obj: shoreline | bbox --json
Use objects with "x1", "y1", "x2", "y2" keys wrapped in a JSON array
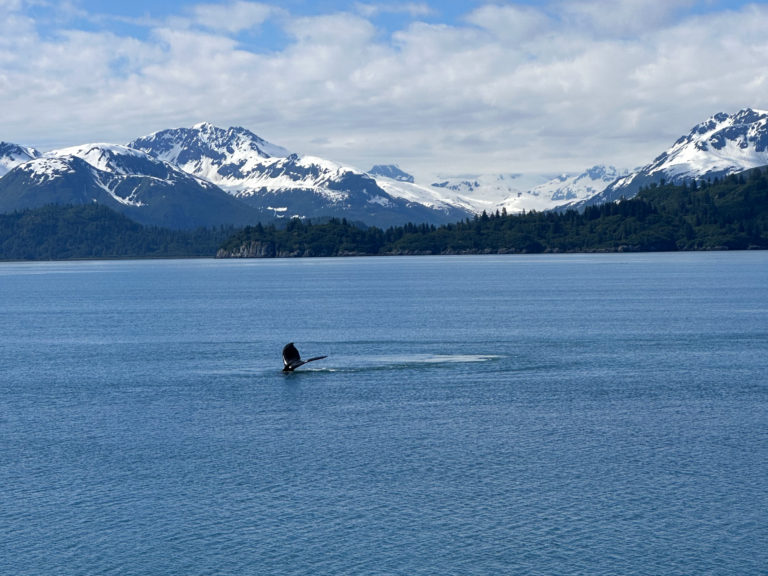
[{"x1": 1, "y1": 245, "x2": 766, "y2": 264}]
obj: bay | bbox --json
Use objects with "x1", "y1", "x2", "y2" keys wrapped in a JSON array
[{"x1": 1, "y1": 253, "x2": 767, "y2": 575}]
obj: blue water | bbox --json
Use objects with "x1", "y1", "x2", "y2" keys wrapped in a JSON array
[{"x1": 1, "y1": 253, "x2": 767, "y2": 575}]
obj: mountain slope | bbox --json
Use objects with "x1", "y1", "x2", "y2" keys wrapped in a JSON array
[
  {"x1": 379, "y1": 168, "x2": 623, "y2": 215},
  {"x1": 130, "y1": 124, "x2": 471, "y2": 226},
  {"x1": 129, "y1": 122, "x2": 290, "y2": 184},
  {"x1": 368, "y1": 165, "x2": 415, "y2": 183},
  {"x1": 581, "y1": 108, "x2": 768, "y2": 208},
  {"x1": 0, "y1": 145, "x2": 262, "y2": 229},
  {"x1": 219, "y1": 166, "x2": 768, "y2": 257},
  {"x1": 0, "y1": 203, "x2": 236, "y2": 260},
  {"x1": 527, "y1": 166, "x2": 628, "y2": 204},
  {"x1": 0, "y1": 142, "x2": 41, "y2": 178}
]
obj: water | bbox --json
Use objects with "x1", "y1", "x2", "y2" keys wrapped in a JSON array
[{"x1": 1, "y1": 253, "x2": 766, "y2": 575}]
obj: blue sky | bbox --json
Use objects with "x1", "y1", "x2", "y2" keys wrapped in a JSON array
[
  {"x1": 73, "y1": 0, "x2": 758, "y2": 19},
  {"x1": 38, "y1": 1, "x2": 761, "y2": 43},
  {"x1": 2, "y1": 0, "x2": 768, "y2": 176}
]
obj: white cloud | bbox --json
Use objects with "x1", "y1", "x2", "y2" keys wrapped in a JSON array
[
  {"x1": 0, "y1": 2, "x2": 767, "y2": 179},
  {"x1": 555, "y1": 0, "x2": 698, "y2": 36},
  {"x1": 191, "y1": 1, "x2": 279, "y2": 34},
  {"x1": 465, "y1": 5, "x2": 551, "y2": 44},
  {"x1": 354, "y1": 2, "x2": 434, "y2": 18},
  {"x1": 0, "y1": 0, "x2": 23, "y2": 10}
]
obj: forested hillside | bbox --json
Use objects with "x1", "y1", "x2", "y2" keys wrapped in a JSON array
[
  {"x1": 2, "y1": 169, "x2": 765, "y2": 261},
  {"x1": 0, "y1": 204, "x2": 236, "y2": 260},
  {"x1": 218, "y1": 169, "x2": 768, "y2": 257}
]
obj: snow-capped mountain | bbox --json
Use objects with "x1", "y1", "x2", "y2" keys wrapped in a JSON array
[
  {"x1": 0, "y1": 143, "x2": 262, "y2": 228},
  {"x1": 528, "y1": 166, "x2": 628, "y2": 202},
  {"x1": 130, "y1": 124, "x2": 471, "y2": 227},
  {"x1": 130, "y1": 123, "x2": 363, "y2": 198},
  {"x1": 378, "y1": 168, "x2": 624, "y2": 215},
  {"x1": 1, "y1": 124, "x2": 627, "y2": 227},
  {"x1": 582, "y1": 108, "x2": 768, "y2": 208},
  {"x1": 371, "y1": 177, "x2": 477, "y2": 213},
  {"x1": 428, "y1": 173, "x2": 551, "y2": 213},
  {"x1": 46, "y1": 143, "x2": 206, "y2": 183},
  {"x1": 368, "y1": 165, "x2": 415, "y2": 183},
  {"x1": 129, "y1": 122, "x2": 290, "y2": 184},
  {"x1": 0, "y1": 142, "x2": 41, "y2": 178}
]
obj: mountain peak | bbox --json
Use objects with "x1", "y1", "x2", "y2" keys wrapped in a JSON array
[
  {"x1": 129, "y1": 124, "x2": 291, "y2": 178},
  {"x1": 731, "y1": 108, "x2": 768, "y2": 125},
  {"x1": 368, "y1": 164, "x2": 415, "y2": 183},
  {"x1": 42, "y1": 142, "x2": 191, "y2": 183},
  {"x1": 583, "y1": 165, "x2": 625, "y2": 181},
  {"x1": 577, "y1": 107, "x2": 768, "y2": 209},
  {"x1": 526, "y1": 165, "x2": 626, "y2": 204},
  {"x1": 0, "y1": 142, "x2": 42, "y2": 177}
]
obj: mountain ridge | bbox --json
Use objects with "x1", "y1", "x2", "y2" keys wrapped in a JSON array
[
  {"x1": 572, "y1": 108, "x2": 768, "y2": 210},
  {"x1": 0, "y1": 146, "x2": 264, "y2": 228},
  {"x1": 0, "y1": 142, "x2": 42, "y2": 178},
  {"x1": 4, "y1": 108, "x2": 768, "y2": 227},
  {"x1": 129, "y1": 124, "x2": 472, "y2": 227}
]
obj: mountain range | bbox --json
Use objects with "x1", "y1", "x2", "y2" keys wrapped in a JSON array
[
  {"x1": 128, "y1": 123, "x2": 470, "y2": 227},
  {"x1": 0, "y1": 143, "x2": 40, "y2": 178},
  {"x1": 0, "y1": 144, "x2": 261, "y2": 229},
  {"x1": 572, "y1": 108, "x2": 768, "y2": 209},
  {"x1": 1, "y1": 108, "x2": 767, "y2": 228}
]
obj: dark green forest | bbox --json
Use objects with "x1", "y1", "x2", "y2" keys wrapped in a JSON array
[
  {"x1": 0, "y1": 203, "x2": 236, "y2": 260},
  {"x1": 2, "y1": 169, "x2": 767, "y2": 261},
  {"x1": 218, "y1": 169, "x2": 768, "y2": 257}
]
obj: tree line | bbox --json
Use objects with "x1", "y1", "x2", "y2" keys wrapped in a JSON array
[
  {"x1": 0, "y1": 203, "x2": 237, "y2": 260},
  {"x1": 218, "y1": 169, "x2": 768, "y2": 257},
  {"x1": 2, "y1": 169, "x2": 766, "y2": 261}
]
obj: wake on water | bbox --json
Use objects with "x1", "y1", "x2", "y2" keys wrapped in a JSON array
[
  {"x1": 198, "y1": 354, "x2": 502, "y2": 378},
  {"x1": 290, "y1": 354, "x2": 501, "y2": 374}
]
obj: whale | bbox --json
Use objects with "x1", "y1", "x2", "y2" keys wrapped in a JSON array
[{"x1": 282, "y1": 342, "x2": 327, "y2": 372}]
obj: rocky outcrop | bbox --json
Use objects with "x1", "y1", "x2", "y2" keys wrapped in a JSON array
[{"x1": 216, "y1": 241, "x2": 276, "y2": 258}]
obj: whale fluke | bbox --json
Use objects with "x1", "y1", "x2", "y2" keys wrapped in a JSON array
[{"x1": 282, "y1": 342, "x2": 327, "y2": 372}]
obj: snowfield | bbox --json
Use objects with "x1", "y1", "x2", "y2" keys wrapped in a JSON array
[{"x1": 4, "y1": 109, "x2": 767, "y2": 223}]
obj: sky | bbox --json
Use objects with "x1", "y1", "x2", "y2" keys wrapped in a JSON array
[{"x1": 1, "y1": 0, "x2": 767, "y2": 179}]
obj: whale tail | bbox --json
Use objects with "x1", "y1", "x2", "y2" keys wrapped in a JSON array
[{"x1": 283, "y1": 342, "x2": 327, "y2": 372}]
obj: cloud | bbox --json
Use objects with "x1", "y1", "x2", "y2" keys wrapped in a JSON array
[
  {"x1": 555, "y1": 0, "x2": 698, "y2": 36},
  {"x1": 191, "y1": 1, "x2": 280, "y2": 34},
  {"x1": 0, "y1": 2, "x2": 767, "y2": 178},
  {"x1": 354, "y1": 2, "x2": 434, "y2": 19},
  {"x1": 0, "y1": 0, "x2": 22, "y2": 10},
  {"x1": 465, "y1": 5, "x2": 551, "y2": 44}
]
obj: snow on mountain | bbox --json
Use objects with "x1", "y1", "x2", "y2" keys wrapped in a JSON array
[
  {"x1": 426, "y1": 173, "x2": 551, "y2": 213},
  {"x1": 0, "y1": 124, "x2": 639, "y2": 224},
  {"x1": 373, "y1": 168, "x2": 628, "y2": 215},
  {"x1": 128, "y1": 123, "x2": 619, "y2": 219},
  {"x1": 44, "y1": 143, "x2": 216, "y2": 189},
  {"x1": 0, "y1": 143, "x2": 264, "y2": 228},
  {"x1": 526, "y1": 165, "x2": 628, "y2": 204},
  {"x1": 10, "y1": 155, "x2": 147, "y2": 207},
  {"x1": 15, "y1": 156, "x2": 80, "y2": 184},
  {"x1": 650, "y1": 108, "x2": 768, "y2": 180},
  {"x1": 131, "y1": 124, "x2": 364, "y2": 197},
  {"x1": 0, "y1": 142, "x2": 41, "y2": 178},
  {"x1": 129, "y1": 125, "x2": 472, "y2": 226},
  {"x1": 129, "y1": 123, "x2": 290, "y2": 189},
  {"x1": 583, "y1": 108, "x2": 768, "y2": 208},
  {"x1": 368, "y1": 165, "x2": 415, "y2": 183},
  {"x1": 372, "y1": 178, "x2": 475, "y2": 212},
  {"x1": 47, "y1": 143, "x2": 166, "y2": 178}
]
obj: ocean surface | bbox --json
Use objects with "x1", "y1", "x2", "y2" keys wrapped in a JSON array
[{"x1": 1, "y1": 253, "x2": 766, "y2": 575}]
